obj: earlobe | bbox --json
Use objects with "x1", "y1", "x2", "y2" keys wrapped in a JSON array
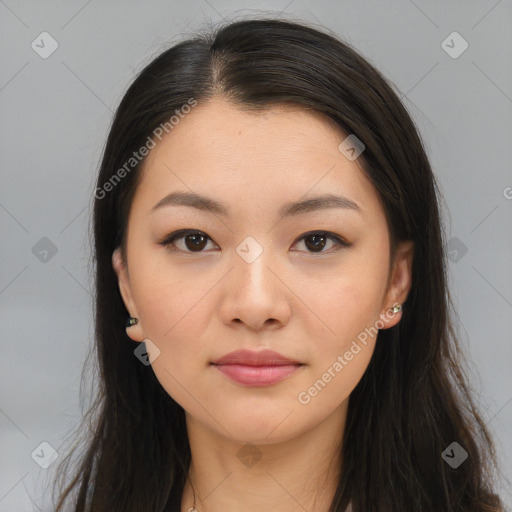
[{"x1": 112, "y1": 247, "x2": 145, "y2": 342}]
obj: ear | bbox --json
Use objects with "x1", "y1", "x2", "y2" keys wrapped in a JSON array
[
  {"x1": 112, "y1": 247, "x2": 145, "y2": 342},
  {"x1": 378, "y1": 240, "x2": 414, "y2": 330}
]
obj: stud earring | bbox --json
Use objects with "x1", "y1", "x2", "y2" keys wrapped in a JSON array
[
  {"x1": 391, "y1": 303, "x2": 402, "y2": 314},
  {"x1": 126, "y1": 317, "x2": 138, "y2": 328}
]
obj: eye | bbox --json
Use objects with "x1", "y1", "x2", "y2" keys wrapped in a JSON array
[
  {"x1": 159, "y1": 230, "x2": 218, "y2": 253},
  {"x1": 159, "y1": 230, "x2": 350, "y2": 254},
  {"x1": 291, "y1": 231, "x2": 350, "y2": 254}
]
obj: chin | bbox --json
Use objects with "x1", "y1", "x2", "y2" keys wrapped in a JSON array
[{"x1": 213, "y1": 408, "x2": 309, "y2": 445}]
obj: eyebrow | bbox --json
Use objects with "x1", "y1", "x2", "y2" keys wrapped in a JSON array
[{"x1": 150, "y1": 191, "x2": 362, "y2": 218}]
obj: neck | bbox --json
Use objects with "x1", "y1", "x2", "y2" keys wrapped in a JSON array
[{"x1": 180, "y1": 399, "x2": 348, "y2": 512}]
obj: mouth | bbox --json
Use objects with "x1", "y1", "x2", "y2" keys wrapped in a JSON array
[
  {"x1": 210, "y1": 349, "x2": 304, "y2": 387},
  {"x1": 211, "y1": 362, "x2": 304, "y2": 386}
]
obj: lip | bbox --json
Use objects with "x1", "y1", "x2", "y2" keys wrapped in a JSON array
[
  {"x1": 211, "y1": 349, "x2": 301, "y2": 366},
  {"x1": 211, "y1": 349, "x2": 303, "y2": 387}
]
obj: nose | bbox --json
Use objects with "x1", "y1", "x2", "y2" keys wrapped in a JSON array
[{"x1": 218, "y1": 245, "x2": 291, "y2": 331}]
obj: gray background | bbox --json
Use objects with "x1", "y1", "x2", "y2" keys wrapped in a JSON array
[{"x1": 1, "y1": 0, "x2": 511, "y2": 510}]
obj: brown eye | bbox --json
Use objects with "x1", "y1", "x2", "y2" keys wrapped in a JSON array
[
  {"x1": 304, "y1": 233, "x2": 328, "y2": 252},
  {"x1": 293, "y1": 231, "x2": 349, "y2": 254},
  {"x1": 159, "y1": 230, "x2": 216, "y2": 253},
  {"x1": 183, "y1": 233, "x2": 208, "y2": 251}
]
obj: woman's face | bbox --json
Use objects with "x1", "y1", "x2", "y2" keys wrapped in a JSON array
[{"x1": 113, "y1": 97, "x2": 413, "y2": 444}]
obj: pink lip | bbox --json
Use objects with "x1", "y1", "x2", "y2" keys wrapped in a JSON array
[
  {"x1": 211, "y1": 349, "x2": 303, "y2": 386},
  {"x1": 212, "y1": 349, "x2": 301, "y2": 366},
  {"x1": 214, "y1": 364, "x2": 302, "y2": 386}
]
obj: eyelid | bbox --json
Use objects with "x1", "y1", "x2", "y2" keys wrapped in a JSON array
[{"x1": 158, "y1": 229, "x2": 351, "y2": 254}]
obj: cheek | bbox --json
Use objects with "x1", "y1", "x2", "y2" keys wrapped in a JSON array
[
  {"x1": 293, "y1": 244, "x2": 389, "y2": 400},
  {"x1": 129, "y1": 259, "x2": 222, "y2": 398},
  {"x1": 296, "y1": 253, "x2": 388, "y2": 342},
  {"x1": 128, "y1": 242, "x2": 209, "y2": 338},
  {"x1": 303, "y1": 280, "x2": 380, "y2": 390},
  {"x1": 293, "y1": 276, "x2": 384, "y2": 412},
  {"x1": 132, "y1": 273, "x2": 212, "y2": 407}
]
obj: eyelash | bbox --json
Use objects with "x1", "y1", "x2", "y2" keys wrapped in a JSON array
[{"x1": 158, "y1": 229, "x2": 350, "y2": 255}]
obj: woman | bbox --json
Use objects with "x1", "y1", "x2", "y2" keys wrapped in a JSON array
[{"x1": 53, "y1": 17, "x2": 505, "y2": 512}]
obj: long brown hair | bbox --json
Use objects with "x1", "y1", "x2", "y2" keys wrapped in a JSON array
[{"x1": 52, "y1": 17, "x2": 505, "y2": 511}]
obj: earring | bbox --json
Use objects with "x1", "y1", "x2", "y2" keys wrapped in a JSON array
[
  {"x1": 126, "y1": 316, "x2": 138, "y2": 327},
  {"x1": 391, "y1": 303, "x2": 402, "y2": 314}
]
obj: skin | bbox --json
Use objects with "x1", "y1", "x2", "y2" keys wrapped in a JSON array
[{"x1": 112, "y1": 97, "x2": 414, "y2": 512}]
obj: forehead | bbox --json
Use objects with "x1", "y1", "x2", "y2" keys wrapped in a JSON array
[
  {"x1": 145, "y1": 98, "x2": 349, "y2": 166},
  {"x1": 131, "y1": 98, "x2": 382, "y2": 222}
]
